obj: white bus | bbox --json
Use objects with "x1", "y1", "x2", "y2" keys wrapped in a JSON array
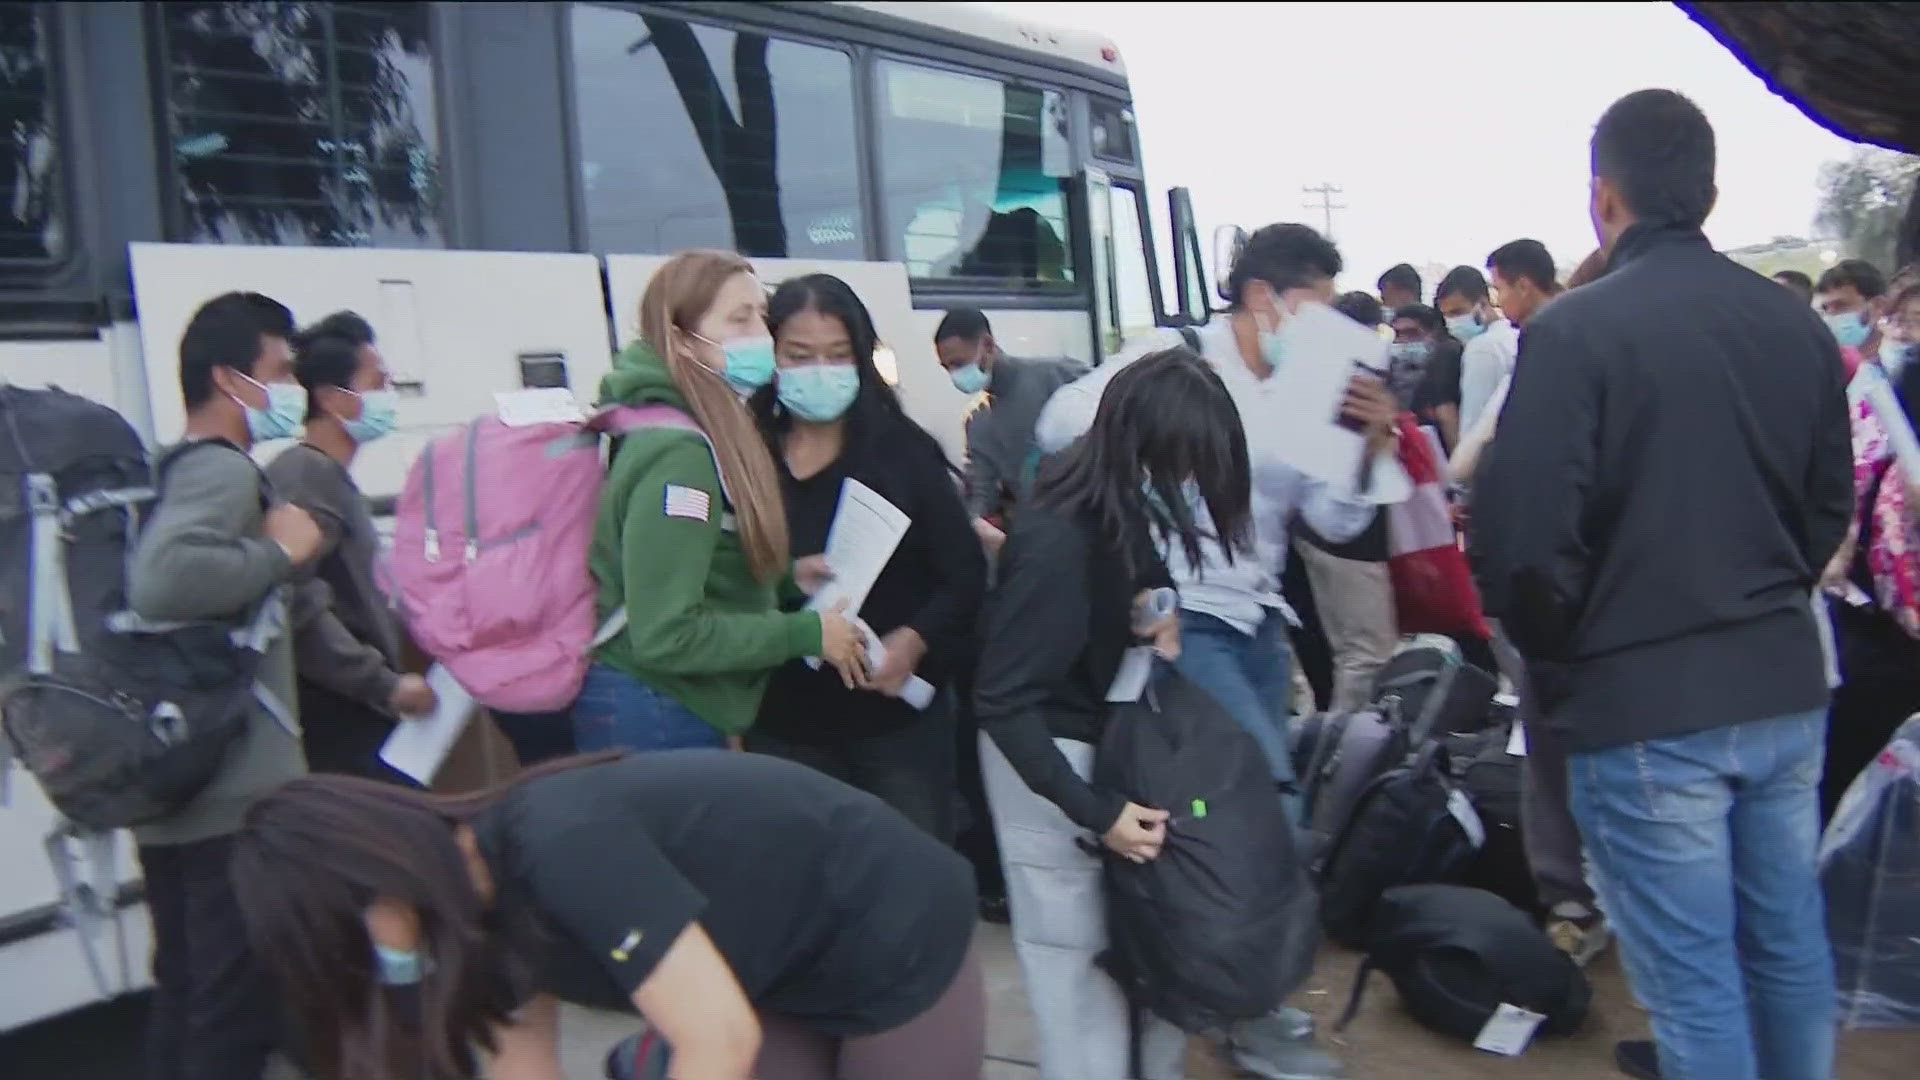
[{"x1": 0, "y1": 0, "x2": 1208, "y2": 1032}]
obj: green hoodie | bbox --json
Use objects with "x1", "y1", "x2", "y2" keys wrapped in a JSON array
[{"x1": 590, "y1": 341, "x2": 822, "y2": 735}]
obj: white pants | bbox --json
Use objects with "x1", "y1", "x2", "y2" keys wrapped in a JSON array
[
  {"x1": 1296, "y1": 541, "x2": 1398, "y2": 712},
  {"x1": 979, "y1": 734, "x2": 1188, "y2": 1080}
]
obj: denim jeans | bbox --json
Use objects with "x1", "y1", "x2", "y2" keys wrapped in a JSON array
[
  {"x1": 1173, "y1": 610, "x2": 1299, "y2": 814},
  {"x1": 1567, "y1": 710, "x2": 1836, "y2": 1080},
  {"x1": 571, "y1": 663, "x2": 728, "y2": 753}
]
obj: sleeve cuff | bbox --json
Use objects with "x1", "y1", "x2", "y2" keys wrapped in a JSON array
[{"x1": 787, "y1": 610, "x2": 824, "y2": 658}]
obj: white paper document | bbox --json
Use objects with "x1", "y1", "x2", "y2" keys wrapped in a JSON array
[
  {"x1": 807, "y1": 479, "x2": 912, "y2": 619},
  {"x1": 495, "y1": 387, "x2": 585, "y2": 427},
  {"x1": 1263, "y1": 302, "x2": 1393, "y2": 487},
  {"x1": 1473, "y1": 1002, "x2": 1547, "y2": 1056},
  {"x1": 379, "y1": 664, "x2": 478, "y2": 785}
]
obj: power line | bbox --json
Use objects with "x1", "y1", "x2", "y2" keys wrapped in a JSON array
[{"x1": 1302, "y1": 182, "x2": 1346, "y2": 239}]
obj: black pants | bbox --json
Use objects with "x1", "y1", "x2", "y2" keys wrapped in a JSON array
[
  {"x1": 1283, "y1": 544, "x2": 1335, "y2": 713},
  {"x1": 1822, "y1": 674, "x2": 1920, "y2": 823},
  {"x1": 950, "y1": 658, "x2": 1006, "y2": 899},
  {"x1": 747, "y1": 701, "x2": 958, "y2": 843},
  {"x1": 492, "y1": 708, "x2": 578, "y2": 767},
  {"x1": 297, "y1": 680, "x2": 421, "y2": 788},
  {"x1": 140, "y1": 835, "x2": 281, "y2": 1080}
]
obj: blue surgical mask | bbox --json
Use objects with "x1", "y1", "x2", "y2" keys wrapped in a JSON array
[
  {"x1": 1447, "y1": 313, "x2": 1485, "y2": 342},
  {"x1": 950, "y1": 362, "x2": 991, "y2": 395},
  {"x1": 1827, "y1": 312, "x2": 1871, "y2": 350},
  {"x1": 776, "y1": 363, "x2": 861, "y2": 422},
  {"x1": 693, "y1": 331, "x2": 777, "y2": 392},
  {"x1": 340, "y1": 387, "x2": 399, "y2": 445},
  {"x1": 1881, "y1": 337, "x2": 1915, "y2": 378},
  {"x1": 233, "y1": 373, "x2": 307, "y2": 443},
  {"x1": 374, "y1": 943, "x2": 428, "y2": 986}
]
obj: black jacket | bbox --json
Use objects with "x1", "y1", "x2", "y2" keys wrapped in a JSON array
[
  {"x1": 1471, "y1": 224, "x2": 1853, "y2": 752},
  {"x1": 974, "y1": 500, "x2": 1170, "y2": 832}
]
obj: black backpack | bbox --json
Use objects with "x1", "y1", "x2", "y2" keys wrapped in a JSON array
[
  {"x1": 1337, "y1": 884, "x2": 1591, "y2": 1046},
  {"x1": 1092, "y1": 669, "x2": 1318, "y2": 1033},
  {"x1": 1, "y1": 386, "x2": 284, "y2": 831},
  {"x1": 1372, "y1": 634, "x2": 1499, "y2": 744},
  {"x1": 1316, "y1": 742, "x2": 1484, "y2": 948},
  {"x1": 1444, "y1": 720, "x2": 1541, "y2": 918},
  {"x1": 1293, "y1": 705, "x2": 1411, "y2": 864}
]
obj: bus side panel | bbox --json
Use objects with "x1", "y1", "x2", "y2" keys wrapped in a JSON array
[
  {"x1": 127, "y1": 244, "x2": 615, "y2": 502},
  {"x1": 0, "y1": 339, "x2": 119, "y2": 405}
]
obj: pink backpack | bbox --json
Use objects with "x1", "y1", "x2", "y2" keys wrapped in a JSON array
[{"x1": 390, "y1": 404, "x2": 710, "y2": 712}]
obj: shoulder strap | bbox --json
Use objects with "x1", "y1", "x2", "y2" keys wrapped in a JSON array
[
  {"x1": 1176, "y1": 325, "x2": 1202, "y2": 352},
  {"x1": 1707, "y1": 352, "x2": 1810, "y2": 578}
]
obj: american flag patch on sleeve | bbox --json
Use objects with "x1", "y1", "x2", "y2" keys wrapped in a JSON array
[{"x1": 662, "y1": 484, "x2": 712, "y2": 522}]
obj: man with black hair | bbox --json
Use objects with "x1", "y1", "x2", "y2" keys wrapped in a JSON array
[
  {"x1": 1815, "y1": 257, "x2": 1887, "y2": 357},
  {"x1": 1486, "y1": 239, "x2": 1562, "y2": 328},
  {"x1": 1333, "y1": 290, "x2": 1385, "y2": 329},
  {"x1": 1377, "y1": 263, "x2": 1422, "y2": 311},
  {"x1": 1392, "y1": 303, "x2": 1465, "y2": 445},
  {"x1": 1436, "y1": 264, "x2": 1518, "y2": 440},
  {"x1": 933, "y1": 307, "x2": 1084, "y2": 554},
  {"x1": 1034, "y1": 221, "x2": 1404, "y2": 1080},
  {"x1": 1772, "y1": 269, "x2": 1814, "y2": 304},
  {"x1": 128, "y1": 290, "x2": 323, "y2": 1080},
  {"x1": 1472, "y1": 89, "x2": 1851, "y2": 1080}
]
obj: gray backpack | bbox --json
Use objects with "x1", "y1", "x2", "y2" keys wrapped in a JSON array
[{"x1": 1, "y1": 386, "x2": 286, "y2": 832}]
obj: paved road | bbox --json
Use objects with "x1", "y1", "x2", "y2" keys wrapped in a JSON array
[{"x1": 6, "y1": 923, "x2": 1914, "y2": 1079}]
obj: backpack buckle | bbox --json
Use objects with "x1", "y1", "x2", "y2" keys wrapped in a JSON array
[{"x1": 26, "y1": 473, "x2": 59, "y2": 515}]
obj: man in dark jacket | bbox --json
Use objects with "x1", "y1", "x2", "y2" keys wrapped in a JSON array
[{"x1": 1471, "y1": 89, "x2": 1852, "y2": 1080}]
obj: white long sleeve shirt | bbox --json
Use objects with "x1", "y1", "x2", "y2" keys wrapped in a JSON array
[
  {"x1": 1033, "y1": 320, "x2": 1411, "y2": 634},
  {"x1": 1457, "y1": 319, "x2": 1520, "y2": 436}
]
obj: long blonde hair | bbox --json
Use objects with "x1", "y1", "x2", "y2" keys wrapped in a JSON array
[{"x1": 637, "y1": 251, "x2": 789, "y2": 581}]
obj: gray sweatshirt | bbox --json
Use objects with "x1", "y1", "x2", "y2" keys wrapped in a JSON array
[
  {"x1": 128, "y1": 441, "x2": 304, "y2": 847},
  {"x1": 266, "y1": 445, "x2": 405, "y2": 710},
  {"x1": 962, "y1": 354, "x2": 1086, "y2": 519}
]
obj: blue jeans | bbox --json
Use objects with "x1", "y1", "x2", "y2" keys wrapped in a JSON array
[
  {"x1": 571, "y1": 663, "x2": 727, "y2": 753},
  {"x1": 1568, "y1": 710, "x2": 1836, "y2": 1080},
  {"x1": 1173, "y1": 610, "x2": 1299, "y2": 815}
]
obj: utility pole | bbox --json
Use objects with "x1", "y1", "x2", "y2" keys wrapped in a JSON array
[{"x1": 1302, "y1": 183, "x2": 1346, "y2": 240}]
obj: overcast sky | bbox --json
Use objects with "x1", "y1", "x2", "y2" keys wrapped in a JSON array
[{"x1": 997, "y1": 1, "x2": 1860, "y2": 293}]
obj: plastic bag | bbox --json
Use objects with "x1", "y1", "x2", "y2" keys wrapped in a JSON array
[{"x1": 1819, "y1": 715, "x2": 1920, "y2": 1028}]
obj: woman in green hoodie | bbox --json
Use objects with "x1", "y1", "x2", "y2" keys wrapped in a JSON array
[{"x1": 576, "y1": 250, "x2": 868, "y2": 753}]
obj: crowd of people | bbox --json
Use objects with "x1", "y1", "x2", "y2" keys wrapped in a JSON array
[{"x1": 53, "y1": 86, "x2": 1920, "y2": 1080}]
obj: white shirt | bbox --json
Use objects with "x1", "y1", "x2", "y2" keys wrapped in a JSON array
[
  {"x1": 1458, "y1": 318, "x2": 1520, "y2": 436},
  {"x1": 1033, "y1": 320, "x2": 1410, "y2": 634}
]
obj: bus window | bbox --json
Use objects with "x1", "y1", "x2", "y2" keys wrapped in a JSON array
[
  {"x1": 1089, "y1": 100, "x2": 1137, "y2": 166},
  {"x1": 875, "y1": 60, "x2": 1074, "y2": 287},
  {"x1": 568, "y1": 5, "x2": 862, "y2": 261},
  {"x1": 1108, "y1": 184, "x2": 1155, "y2": 343},
  {"x1": 154, "y1": 2, "x2": 443, "y2": 248},
  {"x1": 0, "y1": 2, "x2": 64, "y2": 269}
]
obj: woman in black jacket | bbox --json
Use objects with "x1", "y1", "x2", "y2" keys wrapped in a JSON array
[
  {"x1": 973, "y1": 347, "x2": 1254, "y2": 1079},
  {"x1": 748, "y1": 274, "x2": 987, "y2": 841}
]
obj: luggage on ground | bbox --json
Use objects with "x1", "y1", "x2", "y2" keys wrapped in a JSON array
[
  {"x1": 1372, "y1": 633, "x2": 1499, "y2": 744},
  {"x1": 1, "y1": 386, "x2": 284, "y2": 830},
  {"x1": 1821, "y1": 715, "x2": 1920, "y2": 1028},
  {"x1": 1337, "y1": 884, "x2": 1591, "y2": 1046},
  {"x1": 1444, "y1": 720, "x2": 1540, "y2": 918},
  {"x1": 1094, "y1": 668, "x2": 1318, "y2": 1032},
  {"x1": 1315, "y1": 742, "x2": 1484, "y2": 948},
  {"x1": 1293, "y1": 706, "x2": 1410, "y2": 863},
  {"x1": 390, "y1": 404, "x2": 708, "y2": 713}
]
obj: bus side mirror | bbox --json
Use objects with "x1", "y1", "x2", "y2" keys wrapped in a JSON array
[
  {"x1": 1212, "y1": 224, "x2": 1247, "y2": 305},
  {"x1": 1167, "y1": 187, "x2": 1213, "y2": 325}
]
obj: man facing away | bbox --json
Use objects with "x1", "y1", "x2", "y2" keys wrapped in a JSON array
[
  {"x1": 1377, "y1": 262, "x2": 1423, "y2": 313},
  {"x1": 128, "y1": 291, "x2": 323, "y2": 1080},
  {"x1": 1472, "y1": 89, "x2": 1852, "y2": 1080},
  {"x1": 933, "y1": 308, "x2": 1085, "y2": 558}
]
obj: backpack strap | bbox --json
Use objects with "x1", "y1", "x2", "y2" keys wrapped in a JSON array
[
  {"x1": 588, "y1": 404, "x2": 726, "y2": 650},
  {"x1": 43, "y1": 820, "x2": 125, "y2": 1000},
  {"x1": 1176, "y1": 325, "x2": 1203, "y2": 352},
  {"x1": 25, "y1": 471, "x2": 77, "y2": 675}
]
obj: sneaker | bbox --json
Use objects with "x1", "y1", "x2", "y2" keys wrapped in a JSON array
[
  {"x1": 1614, "y1": 1039, "x2": 1660, "y2": 1080},
  {"x1": 1226, "y1": 1014, "x2": 1345, "y2": 1080},
  {"x1": 1545, "y1": 900, "x2": 1613, "y2": 967}
]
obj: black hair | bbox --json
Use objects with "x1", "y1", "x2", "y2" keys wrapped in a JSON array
[
  {"x1": 1377, "y1": 263, "x2": 1421, "y2": 298},
  {"x1": 754, "y1": 273, "x2": 948, "y2": 466},
  {"x1": 1590, "y1": 88, "x2": 1716, "y2": 231},
  {"x1": 1434, "y1": 265, "x2": 1490, "y2": 306},
  {"x1": 1486, "y1": 239, "x2": 1560, "y2": 294},
  {"x1": 1392, "y1": 303, "x2": 1449, "y2": 338},
  {"x1": 293, "y1": 334, "x2": 370, "y2": 421},
  {"x1": 179, "y1": 290, "x2": 296, "y2": 409},
  {"x1": 1772, "y1": 269, "x2": 1814, "y2": 302},
  {"x1": 934, "y1": 307, "x2": 992, "y2": 345},
  {"x1": 1816, "y1": 259, "x2": 1887, "y2": 300},
  {"x1": 1033, "y1": 347, "x2": 1251, "y2": 579},
  {"x1": 297, "y1": 310, "x2": 376, "y2": 350},
  {"x1": 1334, "y1": 291, "x2": 1385, "y2": 328},
  {"x1": 1225, "y1": 223, "x2": 1342, "y2": 307}
]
